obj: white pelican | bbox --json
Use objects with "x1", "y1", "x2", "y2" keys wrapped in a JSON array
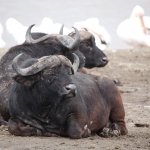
[
  {"x1": 6, "y1": 18, "x2": 29, "y2": 44},
  {"x1": 117, "y1": 5, "x2": 150, "y2": 47},
  {"x1": 74, "y1": 18, "x2": 111, "y2": 50},
  {"x1": 6, "y1": 17, "x2": 53, "y2": 44},
  {"x1": 0, "y1": 23, "x2": 6, "y2": 48},
  {"x1": 6, "y1": 17, "x2": 71, "y2": 44}
]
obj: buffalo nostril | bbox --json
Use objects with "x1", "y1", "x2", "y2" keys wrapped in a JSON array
[
  {"x1": 64, "y1": 84, "x2": 77, "y2": 98},
  {"x1": 102, "y1": 57, "x2": 109, "y2": 63},
  {"x1": 66, "y1": 87, "x2": 70, "y2": 90},
  {"x1": 66, "y1": 86, "x2": 70, "y2": 90},
  {"x1": 65, "y1": 84, "x2": 76, "y2": 91}
]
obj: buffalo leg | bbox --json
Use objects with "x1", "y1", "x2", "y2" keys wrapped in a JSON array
[
  {"x1": 67, "y1": 115, "x2": 91, "y2": 139},
  {"x1": 98, "y1": 106, "x2": 128, "y2": 138},
  {"x1": 8, "y1": 117, "x2": 42, "y2": 136},
  {"x1": 109, "y1": 107, "x2": 128, "y2": 136},
  {"x1": 8, "y1": 117, "x2": 57, "y2": 137},
  {"x1": 97, "y1": 77, "x2": 128, "y2": 137}
]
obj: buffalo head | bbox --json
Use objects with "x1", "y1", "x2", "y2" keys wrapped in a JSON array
[
  {"x1": 12, "y1": 53, "x2": 79, "y2": 100},
  {"x1": 69, "y1": 29, "x2": 109, "y2": 69}
]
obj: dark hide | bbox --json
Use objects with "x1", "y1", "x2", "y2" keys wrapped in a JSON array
[
  {"x1": 0, "y1": 36, "x2": 81, "y2": 123},
  {"x1": 8, "y1": 71, "x2": 128, "y2": 139}
]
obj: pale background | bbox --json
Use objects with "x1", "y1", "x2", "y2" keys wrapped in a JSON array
[{"x1": 0, "y1": 0, "x2": 150, "y2": 49}]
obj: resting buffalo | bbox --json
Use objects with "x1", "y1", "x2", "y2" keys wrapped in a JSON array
[
  {"x1": 8, "y1": 54, "x2": 128, "y2": 139},
  {"x1": 0, "y1": 25, "x2": 83, "y2": 124}
]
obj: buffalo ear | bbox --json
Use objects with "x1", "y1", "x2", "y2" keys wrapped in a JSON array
[{"x1": 13, "y1": 75, "x2": 35, "y2": 87}]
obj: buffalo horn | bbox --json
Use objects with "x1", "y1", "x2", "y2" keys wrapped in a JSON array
[
  {"x1": 84, "y1": 28, "x2": 88, "y2": 31},
  {"x1": 12, "y1": 53, "x2": 61, "y2": 76},
  {"x1": 59, "y1": 24, "x2": 64, "y2": 35},
  {"x1": 12, "y1": 53, "x2": 78, "y2": 76},
  {"x1": 67, "y1": 27, "x2": 80, "y2": 52},
  {"x1": 26, "y1": 25, "x2": 80, "y2": 53},
  {"x1": 57, "y1": 27, "x2": 80, "y2": 52},
  {"x1": 72, "y1": 53, "x2": 79, "y2": 74},
  {"x1": 25, "y1": 24, "x2": 55, "y2": 44}
]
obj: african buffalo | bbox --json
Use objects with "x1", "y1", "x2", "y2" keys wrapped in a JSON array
[
  {"x1": 8, "y1": 53, "x2": 128, "y2": 139},
  {"x1": 0, "y1": 25, "x2": 83, "y2": 123}
]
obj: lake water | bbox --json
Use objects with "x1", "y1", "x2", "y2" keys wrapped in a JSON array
[{"x1": 0, "y1": 0, "x2": 150, "y2": 50}]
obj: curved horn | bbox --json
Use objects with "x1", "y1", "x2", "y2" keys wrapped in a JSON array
[
  {"x1": 26, "y1": 24, "x2": 35, "y2": 43},
  {"x1": 12, "y1": 53, "x2": 61, "y2": 76},
  {"x1": 84, "y1": 28, "x2": 88, "y2": 31},
  {"x1": 72, "y1": 53, "x2": 79, "y2": 74},
  {"x1": 26, "y1": 25, "x2": 80, "y2": 52},
  {"x1": 69, "y1": 27, "x2": 80, "y2": 52},
  {"x1": 57, "y1": 27, "x2": 80, "y2": 52},
  {"x1": 25, "y1": 24, "x2": 53, "y2": 44},
  {"x1": 59, "y1": 24, "x2": 64, "y2": 35},
  {"x1": 12, "y1": 53, "x2": 26, "y2": 75}
]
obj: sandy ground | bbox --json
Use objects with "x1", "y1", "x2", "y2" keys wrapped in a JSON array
[{"x1": 0, "y1": 47, "x2": 150, "y2": 150}]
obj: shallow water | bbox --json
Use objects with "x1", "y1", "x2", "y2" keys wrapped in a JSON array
[{"x1": 0, "y1": 0, "x2": 150, "y2": 49}]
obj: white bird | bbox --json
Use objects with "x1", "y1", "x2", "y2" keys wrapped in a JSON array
[
  {"x1": 6, "y1": 17, "x2": 71, "y2": 44},
  {"x1": 35, "y1": 17, "x2": 54, "y2": 33},
  {"x1": 0, "y1": 23, "x2": 6, "y2": 48},
  {"x1": 117, "y1": 5, "x2": 150, "y2": 47},
  {"x1": 6, "y1": 18, "x2": 28, "y2": 44},
  {"x1": 74, "y1": 18, "x2": 111, "y2": 50}
]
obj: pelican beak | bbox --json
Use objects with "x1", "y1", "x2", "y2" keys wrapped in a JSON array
[{"x1": 139, "y1": 14, "x2": 147, "y2": 34}]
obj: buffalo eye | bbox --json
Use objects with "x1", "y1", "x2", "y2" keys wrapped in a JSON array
[
  {"x1": 48, "y1": 79, "x2": 51, "y2": 83},
  {"x1": 84, "y1": 43, "x2": 90, "y2": 47},
  {"x1": 47, "y1": 76, "x2": 57, "y2": 84},
  {"x1": 69, "y1": 69, "x2": 73, "y2": 75},
  {"x1": 83, "y1": 42, "x2": 92, "y2": 50},
  {"x1": 89, "y1": 47, "x2": 92, "y2": 51}
]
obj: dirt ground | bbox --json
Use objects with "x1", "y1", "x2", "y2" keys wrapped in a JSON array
[{"x1": 0, "y1": 47, "x2": 150, "y2": 150}]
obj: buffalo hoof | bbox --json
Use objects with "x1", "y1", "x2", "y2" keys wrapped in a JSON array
[
  {"x1": 0, "y1": 114, "x2": 8, "y2": 126},
  {"x1": 0, "y1": 120, "x2": 8, "y2": 126},
  {"x1": 99, "y1": 127, "x2": 121, "y2": 138},
  {"x1": 99, "y1": 127, "x2": 110, "y2": 137},
  {"x1": 82, "y1": 127, "x2": 91, "y2": 138},
  {"x1": 98, "y1": 123, "x2": 121, "y2": 138}
]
